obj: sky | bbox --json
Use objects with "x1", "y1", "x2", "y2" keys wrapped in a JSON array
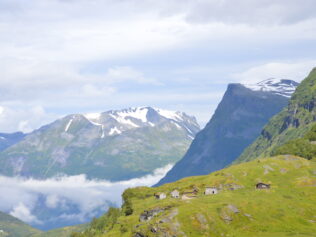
[{"x1": 1, "y1": 0, "x2": 316, "y2": 132}]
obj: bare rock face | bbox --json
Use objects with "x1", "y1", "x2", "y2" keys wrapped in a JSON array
[
  {"x1": 220, "y1": 204, "x2": 240, "y2": 223},
  {"x1": 133, "y1": 232, "x2": 147, "y2": 237},
  {"x1": 227, "y1": 204, "x2": 239, "y2": 214},
  {"x1": 139, "y1": 207, "x2": 166, "y2": 222}
]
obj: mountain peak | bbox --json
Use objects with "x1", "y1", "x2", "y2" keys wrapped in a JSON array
[
  {"x1": 243, "y1": 78, "x2": 299, "y2": 97},
  {"x1": 80, "y1": 107, "x2": 199, "y2": 138}
]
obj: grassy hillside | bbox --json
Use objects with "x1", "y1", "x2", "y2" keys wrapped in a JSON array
[
  {"x1": 236, "y1": 67, "x2": 316, "y2": 163},
  {"x1": 71, "y1": 156, "x2": 316, "y2": 237},
  {"x1": 0, "y1": 211, "x2": 42, "y2": 237}
]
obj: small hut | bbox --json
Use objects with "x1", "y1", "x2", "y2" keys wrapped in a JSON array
[
  {"x1": 170, "y1": 189, "x2": 180, "y2": 198},
  {"x1": 204, "y1": 187, "x2": 218, "y2": 195},
  {"x1": 256, "y1": 183, "x2": 270, "y2": 189},
  {"x1": 154, "y1": 192, "x2": 166, "y2": 199}
]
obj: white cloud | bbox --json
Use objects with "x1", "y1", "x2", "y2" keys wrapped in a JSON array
[
  {"x1": 184, "y1": 0, "x2": 316, "y2": 25},
  {"x1": 233, "y1": 60, "x2": 316, "y2": 84},
  {"x1": 0, "y1": 104, "x2": 57, "y2": 133},
  {"x1": 0, "y1": 164, "x2": 173, "y2": 228},
  {"x1": 0, "y1": 0, "x2": 315, "y2": 132},
  {"x1": 10, "y1": 203, "x2": 42, "y2": 225}
]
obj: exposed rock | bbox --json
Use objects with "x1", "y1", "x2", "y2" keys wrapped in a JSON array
[
  {"x1": 196, "y1": 213, "x2": 208, "y2": 225},
  {"x1": 280, "y1": 168, "x2": 287, "y2": 174},
  {"x1": 134, "y1": 232, "x2": 147, "y2": 237},
  {"x1": 225, "y1": 183, "x2": 244, "y2": 190},
  {"x1": 227, "y1": 204, "x2": 239, "y2": 213},
  {"x1": 263, "y1": 165, "x2": 274, "y2": 174},
  {"x1": 220, "y1": 212, "x2": 233, "y2": 222},
  {"x1": 159, "y1": 208, "x2": 178, "y2": 224},
  {"x1": 150, "y1": 226, "x2": 158, "y2": 233},
  {"x1": 139, "y1": 207, "x2": 168, "y2": 222},
  {"x1": 244, "y1": 213, "x2": 252, "y2": 218},
  {"x1": 220, "y1": 204, "x2": 240, "y2": 223}
]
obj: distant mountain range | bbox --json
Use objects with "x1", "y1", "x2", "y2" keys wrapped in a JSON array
[
  {"x1": 0, "y1": 107, "x2": 200, "y2": 181},
  {"x1": 156, "y1": 78, "x2": 299, "y2": 186},
  {"x1": 0, "y1": 211, "x2": 41, "y2": 237},
  {"x1": 0, "y1": 210, "x2": 86, "y2": 237}
]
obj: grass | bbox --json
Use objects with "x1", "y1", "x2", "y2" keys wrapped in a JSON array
[{"x1": 73, "y1": 155, "x2": 316, "y2": 237}]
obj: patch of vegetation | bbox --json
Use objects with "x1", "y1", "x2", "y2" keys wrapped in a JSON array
[
  {"x1": 70, "y1": 208, "x2": 121, "y2": 237},
  {"x1": 273, "y1": 124, "x2": 316, "y2": 160}
]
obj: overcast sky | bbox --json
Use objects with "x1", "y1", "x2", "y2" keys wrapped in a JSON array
[{"x1": 1, "y1": 0, "x2": 316, "y2": 132}]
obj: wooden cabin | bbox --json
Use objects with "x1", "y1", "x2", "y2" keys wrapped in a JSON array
[
  {"x1": 154, "y1": 192, "x2": 166, "y2": 199},
  {"x1": 204, "y1": 187, "x2": 218, "y2": 195},
  {"x1": 256, "y1": 183, "x2": 270, "y2": 189},
  {"x1": 170, "y1": 189, "x2": 180, "y2": 198}
]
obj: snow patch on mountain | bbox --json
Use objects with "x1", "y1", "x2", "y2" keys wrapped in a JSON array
[
  {"x1": 81, "y1": 107, "x2": 199, "y2": 138},
  {"x1": 115, "y1": 107, "x2": 148, "y2": 123},
  {"x1": 84, "y1": 113, "x2": 101, "y2": 120},
  {"x1": 109, "y1": 127, "x2": 122, "y2": 136},
  {"x1": 64, "y1": 119, "x2": 73, "y2": 132},
  {"x1": 243, "y1": 78, "x2": 299, "y2": 97},
  {"x1": 155, "y1": 108, "x2": 182, "y2": 121},
  {"x1": 109, "y1": 114, "x2": 139, "y2": 127}
]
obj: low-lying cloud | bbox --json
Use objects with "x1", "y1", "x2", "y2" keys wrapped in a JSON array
[{"x1": 0, "y1": 164, "x2": 172, "y2": 230}]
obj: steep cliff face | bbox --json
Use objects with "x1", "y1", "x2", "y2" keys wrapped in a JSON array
[
  {"x1": 237, "y1": 68, "x2": 316, "y2": 163},
  {"x1": 156, "y1": 79, "x2": 297, "y2": 186}
]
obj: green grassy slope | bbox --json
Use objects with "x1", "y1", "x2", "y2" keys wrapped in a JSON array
[
  {"x1": 72, "y1": 155, "x2": 316, "y2": 237},
  {"x1": 0, "y1": 211, "x2": 42, "y2": 237},
  {"x1": 236, "y1": 67, "x2": 316, "y2": 163},
  {"x1": 273, "y1": 124, "x2": 316, "y2": 159}
]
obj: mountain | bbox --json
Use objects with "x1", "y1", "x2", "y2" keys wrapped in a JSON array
[
  {"x1": 155, "y1": 78, "x2": 298, "y2": 186},
  {"x1": 0, "y1": 132, "x2": 26, "y2": 151},
  {"x1": 0, "y1": 107, "x2": 200, "y2": 181},
  {"x1": 34, "y1": 223, "x2": 88, "y2": 237},
  {"x1": 236, "y1": 68, "x2": 316, "y2": 163},
  {"x1": 73, "y1": 155, "x2": 316, "y2": 237},
  {"x1": 0, "y1": 211, "x2": 41, "y2": 237}
]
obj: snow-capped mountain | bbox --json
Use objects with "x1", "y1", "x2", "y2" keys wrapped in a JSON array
[
  {"x1": 0, "y1": 107, "x2": 200, "y2": 181},
  {"x1": 243, "y1": 78, "x2": 299, "y2": 97},
  {"x1": 80, "y1": 107, "x2": 199, "y2": 139}
]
